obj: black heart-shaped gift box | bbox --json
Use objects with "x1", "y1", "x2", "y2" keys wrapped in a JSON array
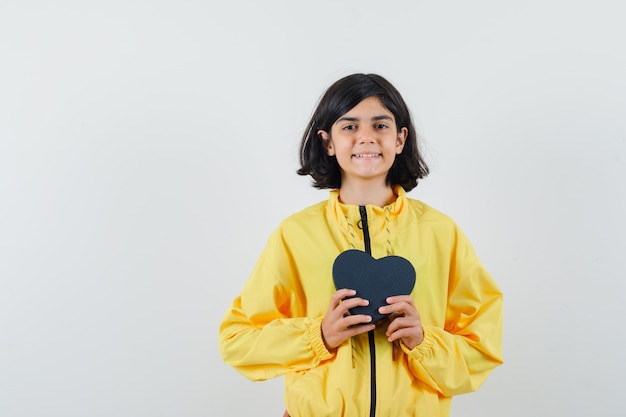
[{"x1": 332, "y1": 249, "x2": 416, "y2": 323}]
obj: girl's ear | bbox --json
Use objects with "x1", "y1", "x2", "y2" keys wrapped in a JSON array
[
  {"x1": 395, "y1": 127, "x2": 408, "y2": 154},
  {"x1": 318, "y1": 130, "x2": 335, "y2": 156}
]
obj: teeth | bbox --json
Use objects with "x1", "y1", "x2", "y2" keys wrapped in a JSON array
[{"x1": 355, "y1": 153, "x2": 379, "y2": 158}]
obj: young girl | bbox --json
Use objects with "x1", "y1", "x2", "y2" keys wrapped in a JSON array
[{"x1": 219, "y1": 73, "x2": 503, "y2": 417}]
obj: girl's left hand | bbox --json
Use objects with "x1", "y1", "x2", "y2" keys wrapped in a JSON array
[{"x1": 379, "y1": 295, "x2": 424, "y2": 350}]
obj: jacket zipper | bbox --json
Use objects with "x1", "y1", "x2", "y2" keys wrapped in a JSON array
[{"x1": 359, "y1": 205, "x2": 377, "y2": 417}]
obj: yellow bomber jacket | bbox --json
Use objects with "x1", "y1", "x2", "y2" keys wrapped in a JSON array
[{"x1": 219, "y1": 187, "x2": 503, "y2": 417}]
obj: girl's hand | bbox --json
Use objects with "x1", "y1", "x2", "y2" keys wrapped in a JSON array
[
  {"x1": 379, "y1": 295, "x2": 424, "y2": 350},
  {"x1": 321, "y1": 289, "x2": 376, "y2": 350}
]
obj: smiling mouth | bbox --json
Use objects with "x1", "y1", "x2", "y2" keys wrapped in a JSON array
[{"x1": 353, "y1": 153, "x2": 381, "y2": 158}]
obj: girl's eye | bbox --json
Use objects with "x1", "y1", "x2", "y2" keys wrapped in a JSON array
[
  {"x1": 342, "y1": 125, "x2": 356, "y2": 130},
  {"x1": 375, "y1": 123, "x2": 388, "y2": 129}
]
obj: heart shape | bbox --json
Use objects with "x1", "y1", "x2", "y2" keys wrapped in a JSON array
[{"x1": 332, "y1": 249, "x2": 416, "y2": 323}]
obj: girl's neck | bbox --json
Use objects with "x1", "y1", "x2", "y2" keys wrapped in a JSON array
[{"x1": 338, "y1": 182, "x2": 397, "y2": 207}]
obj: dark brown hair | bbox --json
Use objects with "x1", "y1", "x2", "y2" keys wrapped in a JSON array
[{"x1": 297, "y1": 73, "x2": 429, "y2": 191}]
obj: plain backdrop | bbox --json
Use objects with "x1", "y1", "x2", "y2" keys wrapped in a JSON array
[{"x1": 1, "y1": 1, "x2": 625, "y2": 416}]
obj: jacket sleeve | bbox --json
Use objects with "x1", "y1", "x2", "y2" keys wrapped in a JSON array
[
  {"x1": 403, "y1": 228, "x2": 504, "y2": 397},
  {"x1": 218, "y1": 230, "x2": 334, "y2": 381}
]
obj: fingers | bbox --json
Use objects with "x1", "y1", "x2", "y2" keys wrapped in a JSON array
[
  {"x1": 385, "y1": 315, "x2": 419, "y2": 337},
  {"x1": 328, "y1": 289, "x2": 371, "y2": 316},
  {"x1": 379, "y1": 295, "x2": 424, "y2": 350},
  {"x1": 323, "y1": 292, "x2": 423, "y2": 350},
  {"x1": 328, "y1": 289, "x2": 357, "y2": 311},
  {"x1": 378, "y1": 295, "x2": 417, "y2": 317},
  {"x1": 322, "y1": 289, "x2": 375, "y2": 349}
]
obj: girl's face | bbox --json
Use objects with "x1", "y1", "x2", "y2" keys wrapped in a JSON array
[{"x1": 318, "y1": 96, "x2": 407, "y2": 189}]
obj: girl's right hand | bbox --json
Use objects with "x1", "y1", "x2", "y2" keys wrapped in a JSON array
[{"x1": 321, "y1": 289, "x2": 375, "y2": 350}]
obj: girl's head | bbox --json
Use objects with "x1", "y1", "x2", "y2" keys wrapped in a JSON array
[{"x1": 297, "y1": 73, "x2": 429, "y2": 191}]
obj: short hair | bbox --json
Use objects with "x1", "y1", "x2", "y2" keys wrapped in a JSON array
[{"x1": 297, "y1": 73, "x2": 429, "y2": 191}]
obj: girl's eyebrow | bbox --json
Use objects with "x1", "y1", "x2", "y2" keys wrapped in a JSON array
[{"x1": 336, "y1": 115, "x2": 394, "y2": 123}]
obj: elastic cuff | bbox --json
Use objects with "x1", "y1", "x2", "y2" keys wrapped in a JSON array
[{"x1": 307, "y1": 317, "x2": 335, "y2": 361}]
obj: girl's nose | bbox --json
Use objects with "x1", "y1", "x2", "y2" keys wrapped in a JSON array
[{"x1": 357, "y1": 127, "x2": 376, "y2": 143}]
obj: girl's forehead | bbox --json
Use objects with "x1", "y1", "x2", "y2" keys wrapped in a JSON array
[{"x1": 338, "y1": 96, "x2": 393, "y2": 119}]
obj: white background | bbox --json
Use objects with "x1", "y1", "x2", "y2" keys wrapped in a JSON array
[{"x1": 1, "y1": 1, "x2": 625, "y2": 416}]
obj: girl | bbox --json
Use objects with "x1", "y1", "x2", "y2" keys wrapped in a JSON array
[{"x1": 219, "y1": 73, "x2": 503, "y2": 417}]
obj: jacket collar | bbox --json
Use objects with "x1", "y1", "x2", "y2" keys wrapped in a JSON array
[{"x1": 327, "y1": 185, "x2": 407, "y2": 243}]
